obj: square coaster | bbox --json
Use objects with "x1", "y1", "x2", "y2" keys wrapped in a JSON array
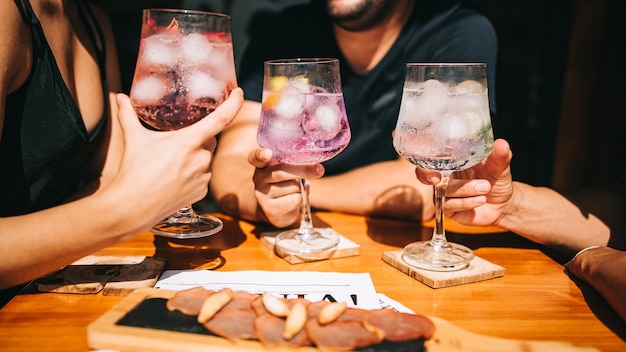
[
  {"x1": 382, "y1": 251, "x2": 505, "y2": 288},
  {"x1": 261, "y1": 228, "x2": 360, "y2": 264},
  {"x1": 36, "y1": 255, "x2": 166, "y2": 296}
]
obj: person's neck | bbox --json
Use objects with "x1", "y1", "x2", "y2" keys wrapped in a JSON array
[{"x1": 333, "y1": 0, "x2": 414, "y2": 73}]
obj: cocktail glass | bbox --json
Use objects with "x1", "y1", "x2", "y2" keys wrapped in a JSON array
[
  {"x1": 129, "y1": 9, "x2": 237, "y2": 239},
  {"x1": 393, "y1": 63, "x2": 494, "y2": 271},
  {"x1": 257, "y1": 58, "x2": 351, "y2": 254}
]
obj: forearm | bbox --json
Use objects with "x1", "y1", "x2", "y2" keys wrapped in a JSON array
[
  {"x1": 210, "y1": 154, "x2": 266, "y2": 223},
  {"x1": 496, "y1": 182, "x2": 610, "y2": 253},
  {"x1": 309, "y1": 159, "x2": 434, "y2": 221},
  {"x1": 567, "y1": 247, "x2": 626, "y2": 321},
  {"x1": 0, "y1": 189, "x2": 144, "y2": 290},
  {"x1": 210, "y1": 101, "x2": 267, "y2": 223}
]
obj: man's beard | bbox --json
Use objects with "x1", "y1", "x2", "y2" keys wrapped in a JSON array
[{"x1": 327, "y1": 0, "x2": 400, "y2": 31}]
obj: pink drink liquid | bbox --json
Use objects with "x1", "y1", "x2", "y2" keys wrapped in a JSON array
[
  {"x1": 257, "y1": 92, "x2": 351, "y2": 164},
  {"x1": 132, "y1": 95, "x2": 230, "y2": 131},
  {"x1": 130, "y1": 28, "x2": 236, "y2": 131}
]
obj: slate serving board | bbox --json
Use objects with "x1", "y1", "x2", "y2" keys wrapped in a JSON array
[{"x1": 87, "y1": 288, "x2": 598, "y2": 352}]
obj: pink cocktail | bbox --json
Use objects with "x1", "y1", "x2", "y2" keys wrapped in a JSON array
[
  {"x1": 130, "y1": 10, "x2": 237, "y2": 131},
  {"x1": 257, "y1": 58, "x2": 351, "y2": 255},
  {"x1": 128, "y1": 9, "x2": 237, "y2": 239},
  {"x1": 258, "y1": 90, "x2": 350, "y2": 164}
]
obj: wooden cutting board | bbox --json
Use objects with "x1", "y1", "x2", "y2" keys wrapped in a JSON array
[{"x1": 87, "y1": 288, "x2": 598, "y2": 352}]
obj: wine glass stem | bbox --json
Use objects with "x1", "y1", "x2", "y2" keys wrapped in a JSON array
[
  {"x1": 432, "y1": 173, "x2": 451, "y2": 249},
  {"x1": 176, "y1": 206, "x2": 195, "y2": 217},
  {"x1": 298, "y1": 178, "x2": 315, "y2": 238}
]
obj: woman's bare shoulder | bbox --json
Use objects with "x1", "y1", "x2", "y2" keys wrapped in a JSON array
[{"x1": 0, "y1": 1, "x2": 32, "y2": 94}]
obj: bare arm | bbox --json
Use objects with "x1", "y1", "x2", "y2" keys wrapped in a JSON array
[
  {"x1": 309, "y1": 158, "x2": 433, "y2": 222},
  {"x1": 211, "y1": 101, "x2": 268, "y2": 222},
  {"x1": 495, "y1": 182, "x2": 611, "y2": 252},
  {"x1": 567, "y1": 247, "x2": 626, "y2": 321},
  {"x1": 0, "y1": 90, "x2": 243, "y2": 289}
]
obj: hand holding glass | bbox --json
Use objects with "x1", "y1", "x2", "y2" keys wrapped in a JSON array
[
  {"x1": 129, "y1": 9, "x2": 237, "y2": 239},
  {"x1": 393, "y1": 63, "x2": 494, "y2": 271},
  {"x1": 257, "y1": 58, "x2": 351, "y2": 254}
]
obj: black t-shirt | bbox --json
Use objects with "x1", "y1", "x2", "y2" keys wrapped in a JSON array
[{"x1": 239, "y1": 0, "x2": 497, "y2": 175}]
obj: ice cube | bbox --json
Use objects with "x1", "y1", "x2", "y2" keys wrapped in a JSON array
[
  {"x1": 436, "y1": 109, "x2": 490, "y2": 140},
  {"x1": 400, "y1": 80, "x2": 449, "y2": 129},
  {"x1": 130, "y1": 76, "x2": 168, "y2": 104},
  {"x1": 456, "y1": 80, "x2": 484, "y2": 94},
  {"x1": 267, "y1": 114, "x2": 303, "y2": 142},
  {"x1": 455, "y1": 92, "x2": 487, "y2": 112},
  {"x1": 274, "y1": 93, "x2": 305, "y2": 120},
  {"x1": 139, "y1": 33, "x2": 179, "y2": 69},
  {"x1": 205, "y1": 43, "x2": 233, "y2": 72},
  {"x1": 185, "y1": 72, "x2": 225, "y2": 102},
  {"x1": 304, "y1": 104, "x2": 341, "y2": 138},
  {"x1": 416, "y1": 79, "x2": 449, "y2": 118},
  {"x1": 179, "y1": 33, "x2": 214, "y2": 66},
  {"x1": 435, "y1": 113, "x2": 472, "y2": 140}
]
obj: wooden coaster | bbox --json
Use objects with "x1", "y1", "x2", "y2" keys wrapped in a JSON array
[
  {"x1": 261, "y1": 228, "x2": 360, "y2": 264},
  {"x1": 36, "y1": 255, "x2": 166, "y2": 296},
  {"x1": 382, "y1": 251, "x2": 505, "y2": 288}
]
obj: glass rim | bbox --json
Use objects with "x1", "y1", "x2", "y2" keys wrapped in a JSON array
[
  {"x1": 405, "y1": 62, "x2": 487, "y2": 67},
  {"x1": 264, "y1": 58, "x2": 339, "y2": 65},
  {"x1": 143, "y1": 8, "x2": 231, "y2": 20}
]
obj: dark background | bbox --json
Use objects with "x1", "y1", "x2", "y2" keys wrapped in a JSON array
[{"x1": 99, "y1": 0, "x2": 625, "y2": 191}]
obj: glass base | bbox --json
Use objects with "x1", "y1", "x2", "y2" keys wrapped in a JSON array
[
  {"x1": 401, "y1": 241, "x2": 474, "y2": 272},
  {"x1": 274, "y1": 227, "x2": 339, "y2": 254},
  {"x1": 150, "y1": 212, "x2": 223, "y2": 239}
]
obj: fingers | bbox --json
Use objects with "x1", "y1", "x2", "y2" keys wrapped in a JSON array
[
  {"x1": 415, "y1": 168, "x2": 441, "y2": 186},
  {"x1": 195, "y1": 87, "x2": 244, "y2": 138},
  {"x1": 248, "y1": 152, "x2": 324, "y2": 228},
  {"x1": 248, "y1": 148, "x2": 325, "y2": 181},
  {"x1": 248, "y1": 148, "x2": 274, "y2": 168},
  {"x1": 446, "y1": 179, "x2": 491, "y2": 197},
  {"x1": 115, "y1": 93, "x2": 143, "y2": 135}
]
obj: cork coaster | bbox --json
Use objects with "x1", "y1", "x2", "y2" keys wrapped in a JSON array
[
  {"x1": 382, "y1": 251, "x2": 505, "y2": 288},
  {"x1": 261, "y1": 228, "x2": 360, "y2": 264}
]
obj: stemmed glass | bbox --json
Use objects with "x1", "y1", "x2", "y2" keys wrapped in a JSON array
[
  {"x1": 393, "y1": 63, "x2": 494, "y2": 271},
  {"x1": 257, "y1": 58, "x2": 351, "y2": 254},
  {"x1": 129, "y1": 9, "x2": 237, "y2": 239}
]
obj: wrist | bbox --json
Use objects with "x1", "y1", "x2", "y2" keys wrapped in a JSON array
[{"x1": 566, "y1": 245, "x2": 602, "y2": 276}]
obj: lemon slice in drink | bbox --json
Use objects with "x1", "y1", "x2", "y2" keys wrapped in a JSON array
[{"x1": 269, "y1": 76, "x2": 289, "y2": 90}]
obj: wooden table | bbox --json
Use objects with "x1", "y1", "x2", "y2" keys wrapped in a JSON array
[{"x1": 0, "y1": 212, "x2": 624, "y2": 351}]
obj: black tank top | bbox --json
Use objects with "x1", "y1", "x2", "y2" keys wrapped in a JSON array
[{"x1": 0, "y1": 0, "x2": 108, "y2": 216}]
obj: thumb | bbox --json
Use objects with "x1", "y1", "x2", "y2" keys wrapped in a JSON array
[
  {"x1": 115, "y1": 93, "x2": 144, "y2": 136},
  {"x1": 489, "y1": 139, "x2": 513, "y2": 173},
  {"x1": 193, "y1": 87, "x2": 244, "y2": 138},
  {"x1": 248, "y1": 148, "x2": 274, "y2": 168}
]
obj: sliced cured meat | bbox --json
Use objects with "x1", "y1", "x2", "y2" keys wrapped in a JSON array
[
  {"x1": 306, "y1": 317, "x2": 383, "y2": 351},
  {"x1": 254, "y1": 313, "x2": 312, "y2": 348},
  {"x1": 336, "y1": 307, "x2": 370, "y2": 322},
  {"x1": 220, "y1": 290, "x2": 258, "y2": 312},
  {"x1": 364, "y1": 309, "x2": 435, "y2": 341},
  {"x1": 250, "y1": 295, "x2": 267, "y2": 316},
  {"x1": 306, "y1": 300, "x2": 329, "y2": 319},
  {"x1": 165, "y1": 287, "x2": 214, "y2": 316},
  {"x1": 201, "y1": 308, "x2": 258, "y2": 341},
  {"x1": 164, "y1": 287, "x2": 436, "y2": 350}
]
